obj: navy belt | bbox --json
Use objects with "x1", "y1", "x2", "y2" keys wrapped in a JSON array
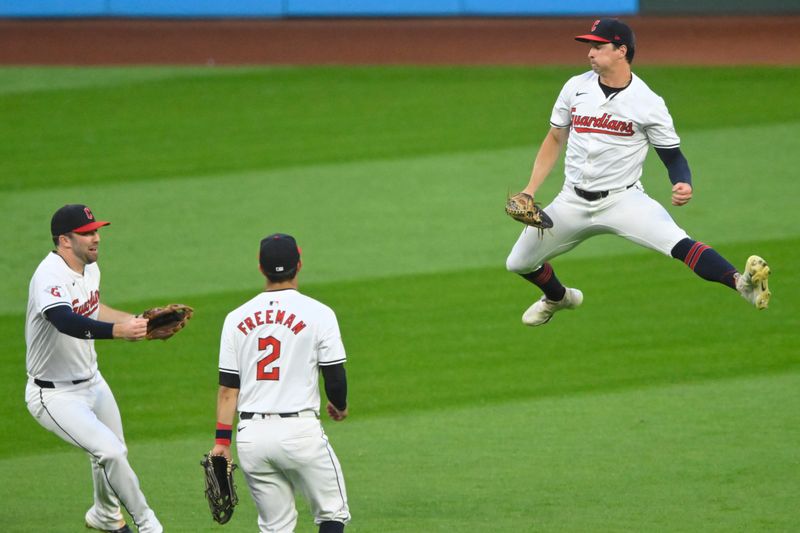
[
  {"x1": 574, "y1": 183, "x2": 635, "y2": 201},
  {"x1": 240, "y1": 412, "x2": 299, "y2": 419},
  {"x1": 34, "y1": 378, "x2": 90, "y2": 388}
]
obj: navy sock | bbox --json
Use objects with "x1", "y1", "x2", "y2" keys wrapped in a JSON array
[
  {"x1": 520, "y1": 263, "x2": 567, "y2": 301},
  {"x1": 670, "y1": 238, "x2": 737, "y2": 289},
  {"x1": 319, "y1": 521, "x2": 345, "y2": 533}
]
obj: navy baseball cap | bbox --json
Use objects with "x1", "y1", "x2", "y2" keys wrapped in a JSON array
[
  {"x1": 259, "y1": 233, "x2": 301, "y2": 276},
  {"x1": 575, "y1": 18, "x2": 635, "y2": 49},
  {"x1": 51, "y1": 204, "x2": 110, "y2": 237}
]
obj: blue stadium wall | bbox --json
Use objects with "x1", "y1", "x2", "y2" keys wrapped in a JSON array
[
  {"x1": 0, "y1": 0, "x2": 637, "y2": 18},
  {"x1": 3, "y1": 0, "x2": 799, "y2": 17}
]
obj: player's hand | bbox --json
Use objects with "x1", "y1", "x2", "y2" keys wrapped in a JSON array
[
  {"x1": 210, "y1": 444, "x2": 232, "y2": 461},
  {"x1": 326, "y1": 401, "x2": 348, "y2": 422},
  {"x1": 112, "y1": 317, "x2": 149, "y2": 341},
  {"x1": 671, "y1": 182, "x2": 693, "y2": 206}
]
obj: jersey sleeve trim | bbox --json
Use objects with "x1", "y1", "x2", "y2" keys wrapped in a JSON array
[
  {"x1": 550, "y1": 121, "x2": 571, "y2": 128},
  {"x1": 652, "y1": 143, "x2": 681, "y2": 149},
  {"x1": 219, "y1": 370, "x2": 240, "y2": 389},
  {"x1": 41, "y1": 301, "x2": 71, "y2": 315},
  {"x1": 319, "y1": 358, "x2": 347, "y2": 367}
]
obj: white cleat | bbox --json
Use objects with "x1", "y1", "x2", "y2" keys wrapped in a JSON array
[
  {"x1": 522, "y1": 288, "x2": 583, "y2": 326},
  {"x1": 735, "y1": 255, "x2": 771, "y2": 310},
  {"x1": 85, "y1": 518, "x2": 132, "y2": 533}
]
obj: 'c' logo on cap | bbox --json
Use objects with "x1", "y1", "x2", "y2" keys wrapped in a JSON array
[
  {"x1": 84, "y1": 207, "x2": 94, "y2": 220},
  {"x1": 591, "y1": 19, "x2": 600, "y2": 32}
]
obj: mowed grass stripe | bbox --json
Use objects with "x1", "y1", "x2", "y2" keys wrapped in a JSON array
[
  {"x1": 3, "y1": 120, "x2": 799, "y2": 314},
  {"x1": 2, "y1": 66, "x2": 799, "y2": 191},
  {"x1": 0, "y1": 66, "x2": 272, "y2": 96},
  {"x1": 4, "y1": 236, "x2": 797, "y2": 458},
  {"x1": 0, "y1": 66, "x2": 563, "y2": 190},
  {"x1": 2, "y1": 65, "x2": 797, "y2": 531},
  {"x1": 2, "y1": 370, "x2": 798, "y2": 531}
]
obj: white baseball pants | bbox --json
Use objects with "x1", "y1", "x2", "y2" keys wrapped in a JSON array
[
  {"x1": 25, "y1": 372, "x2": 162, "y2": 533},
  {"x1": 507, "y1": 182, "x2": 689, "y2": 274},
  {"x1": 236, "y1": 413, "x2": 350, "y2": 533}
]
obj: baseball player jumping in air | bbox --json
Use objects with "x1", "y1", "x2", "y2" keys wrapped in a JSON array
[
  {"x1": 25, "y1": 205, "x2": 162, "y2": 533},
  {"x1": 506, "y1": 18, "x2": 771, "y2": 326},
  {"x1": 210, "y1": 233, "x2": 350, "y2": 533}
]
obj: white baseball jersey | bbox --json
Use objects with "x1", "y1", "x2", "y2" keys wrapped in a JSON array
[
  {"x1": 24, "y1": 250, "x2": 163, "y2": 531},
  {"x1": 550, "y1": 71, "x2": 680, "y2": 192},
  {"x1": 506, "y1": 70, "x2": 691, "y2": 274},
  {"x1": 26, "y1": 251, "x2": 101, "y2": 381},
  {"x1": 218, "y1": 288, "x2": 346, "y2": 414}
]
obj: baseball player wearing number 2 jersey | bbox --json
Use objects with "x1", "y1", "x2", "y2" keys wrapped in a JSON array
[
  {"x1": 506, "y1": 19, "x2": 772, "y2": 326},
  {"x1": 210, "y1": 233, "x2": 350, "y2": 533},
  {"x1": 25, "y1": 205, "x2": 162, "y2": 533}
]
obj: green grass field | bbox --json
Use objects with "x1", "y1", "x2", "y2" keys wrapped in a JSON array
[{"x1": 1, "y1": 66, "x2": 798, "y2": 532}]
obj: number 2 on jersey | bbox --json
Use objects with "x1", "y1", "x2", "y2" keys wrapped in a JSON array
[{"x1": 256, "y1": 336, "x2": 281, "y2": 381}]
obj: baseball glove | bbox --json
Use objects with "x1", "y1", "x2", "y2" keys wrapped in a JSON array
[
  {"x1": 141, "y1": 304, "x2": 193, "y2": 340},
  {"x1": 505, "y1": 192, "x2": 553, "y2": 235},
  {"x1": 201, "y1": 454, "x2": 239, "y2": 525}
]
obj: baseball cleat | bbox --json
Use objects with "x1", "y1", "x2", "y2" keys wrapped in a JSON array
[
  {"x1": 85, "y1": 521, "x2": 132, "y2": 533},
  {"x1": 522, "y1": 287, "x2": 583, "y2": 326},
  {"x1": 735, "y1": 255, "x2": 771, "y2": 310}
]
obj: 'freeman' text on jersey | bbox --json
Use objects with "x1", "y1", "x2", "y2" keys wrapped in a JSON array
[
  {"x1": 571, "y1": 109, "x2": 635, "y2": 136},
  {"x1": 236, "y1": 308, "x2": 307, "y2": 337}
]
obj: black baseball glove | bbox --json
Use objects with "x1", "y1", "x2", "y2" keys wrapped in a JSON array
[{"x1": 201, "y1": 454, "x2": 239, "y2": 524}]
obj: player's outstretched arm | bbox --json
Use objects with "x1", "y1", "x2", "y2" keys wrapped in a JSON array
[
  {"x1": 98, "y1": 303, "x2": 136, "y2": 323},
  {"x1": 45, "y1": 304, "x2": 145, "y2": 341},
  {"x1": 112, "y1": 318, "x2": 149, "y2": 341},
  {"x1": 522, "y1": 126, "x2": 569, "y2": 197},
  {"x1": 97, "y1": 303, "x2": 149, "y2": 340}
]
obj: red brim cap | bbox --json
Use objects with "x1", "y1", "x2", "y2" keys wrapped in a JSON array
[
  {"x1": 575, "y1": 34, "x2": 613, "y2": 43},
  {"x1": 72, "y1": 220, "x2": 110, "y2": 233}
]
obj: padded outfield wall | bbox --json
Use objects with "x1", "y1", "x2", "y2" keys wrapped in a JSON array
[
  {"x1": 2, "y1": 0, "x2": 637, "y2": 17},
  {"x1": 640, "y1": 0, "x2": 800, "y2": 14},
  {"x1": 4, "y1": 0, "x2": 799, "y2": 17}
]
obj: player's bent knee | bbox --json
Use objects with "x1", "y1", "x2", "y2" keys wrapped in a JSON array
[
  {"x1": 506, "y1": 254, "x2": 543, "y2": 275},
  {"x1": 97, "y1": 444, "x2": 128, "y2": 465},
  {"x1": 506, "y1": 254, "x2": 531, "y2": 274}
]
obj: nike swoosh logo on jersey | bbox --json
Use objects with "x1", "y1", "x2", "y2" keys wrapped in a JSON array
[{"x1": 575, "y1": 91, "x2": 588, "y2": 96}]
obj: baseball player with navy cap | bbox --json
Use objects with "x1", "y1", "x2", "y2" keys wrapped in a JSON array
[
  {"x1": 25, "y1": 204, "x2": 163, "y2": 532},
  {"x1": 506, "y1": 18, "x2": 771, "y2": 326},
  {"x1": 210, "y1": 233, "x2": 350, "y2": 533}
]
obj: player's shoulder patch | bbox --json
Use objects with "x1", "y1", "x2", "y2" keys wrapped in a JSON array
[{"x1": 44, "y1": 285, "x2": 65, "y2": 298}]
